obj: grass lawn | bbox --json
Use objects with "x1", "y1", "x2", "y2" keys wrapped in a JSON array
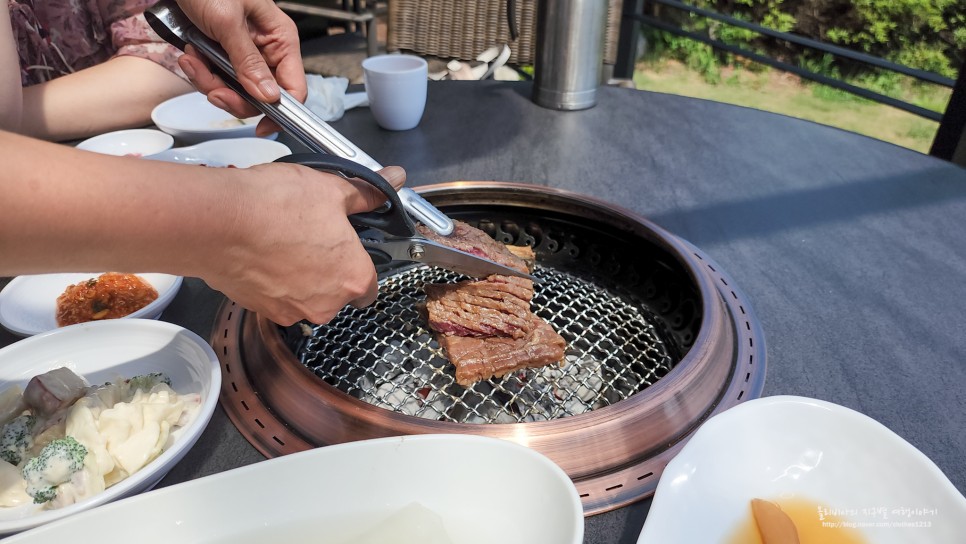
[{"x1": 632, "y1": 60, "x2": 949, "y2": 154}]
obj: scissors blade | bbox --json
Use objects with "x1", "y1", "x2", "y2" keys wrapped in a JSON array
[{"x1": 364, "y1": 238, "x2": 534, "y2": 280}]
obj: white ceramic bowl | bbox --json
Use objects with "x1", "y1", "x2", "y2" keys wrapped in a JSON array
[
  {"x1": 146, "y1": 138, "x2": 292, "y2": 168},
  {"x1": 638, "y1": 396, "x2": 966, "y2": 543},
  {"x1": 151, "y1": 92, "x2": 274, "y2": 144},
  {"x1": 75, "y1": 129, "x2": 173, "y2": 157},
  {"x1": 0, "y1": 319, "x2": 220, "y2": 535},
  {"x1": 3, "y1": 434, "x2": 583, "y2": 544},
  {"x1": 0, "y1": 273, "x2": 182, "y2": 337}
]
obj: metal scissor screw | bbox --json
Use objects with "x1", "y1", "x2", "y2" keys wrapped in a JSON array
[{"x1": 409, "y1": 243, "x2": 425, "y2": 260}]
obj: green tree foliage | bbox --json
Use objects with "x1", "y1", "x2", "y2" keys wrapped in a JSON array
[
  {"x1": 643, "y1": 0, "x2": 965, "y2": 83},
  {"x1": 821, "y1": 0, "x2": 964, "y2": 78}
]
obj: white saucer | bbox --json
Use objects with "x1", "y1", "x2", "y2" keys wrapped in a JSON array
[{"x1": 0, "y1": 273, "x2": 182, "y2": 336}]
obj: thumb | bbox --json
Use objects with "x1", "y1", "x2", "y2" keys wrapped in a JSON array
[
  {"x1": 379, "y1": 166, "x2": 407, "y2": 191},
  {"x1": 343, "y1": 166, "x2": 408, "y2": 215}
]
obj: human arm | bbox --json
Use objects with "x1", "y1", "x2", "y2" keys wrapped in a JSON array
[
  {"x1": 0, "y1": 6, "x2": 23, "y2": 130},
  {"x1": 0, "y1": 130, "x2": 405, "y2": 325},
  {"x1": 174, "y1": 0, "x2": 305, "y2": 135},
  {"x1": 17, "y1": 56, "x2": 193, "y2": 141},
  {"x1": 3, "y1": 0, "x2": 195, "y2": 141}
]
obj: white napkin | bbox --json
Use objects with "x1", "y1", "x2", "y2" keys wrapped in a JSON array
[{"x1": 304, "y1": 75, "x2": 369, "y2": 122}]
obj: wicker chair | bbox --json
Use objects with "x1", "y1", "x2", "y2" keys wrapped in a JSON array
[{"x1": 387, "y1": 0, "x2": 622, "y2": 72}]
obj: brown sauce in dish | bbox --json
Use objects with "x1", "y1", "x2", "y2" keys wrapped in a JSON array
[
  {"x1": 56, "y1": 272, "x2": 159, "y2": 326},
  {"x1": 727, "y1": 498, "x2": 868, "y2": 544}
]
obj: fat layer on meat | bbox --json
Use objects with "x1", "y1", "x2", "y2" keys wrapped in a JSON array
[{"x1": 506, "y1": 245, "x2": 536, "y2": 271}]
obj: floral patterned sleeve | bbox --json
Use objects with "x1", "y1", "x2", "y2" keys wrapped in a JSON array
[{"x1": 99, "y1": 0, "x2": 186, "y2": 80}]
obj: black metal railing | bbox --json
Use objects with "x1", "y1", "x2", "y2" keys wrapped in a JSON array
[{"x1": 614, "y1": 0, "x2": 965, "y2": 162}]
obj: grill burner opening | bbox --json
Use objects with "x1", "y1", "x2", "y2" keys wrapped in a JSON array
[
  {"x1": 214, "y1": 182, "x2": 766, "y2": 515},
  {"x1": 291, "y1": 265, "x2": 677, "y2": 424}
]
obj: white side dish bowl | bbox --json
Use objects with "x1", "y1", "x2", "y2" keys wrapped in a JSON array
[
  {"x1": 146, "y1": 138, "x2": 292, "y2": 168},
  {"x1": 4, "y1": 434, "x2": 583, "y2": 544},
  {"x1": 637, "y1": 395, "x2": 966, "y2": 544},
  {"x1": 0, "y1": 273, "x2": 182, "y2": 337},
  {"x1": 151, "y1": 92, "x2": 275, "y2": 144},
  {"x1": 0, "y1": 319, "x2": 220, "y2": 535},
  {"x1": 75, "y1": 129, "x2": 174, "y2": 157}
]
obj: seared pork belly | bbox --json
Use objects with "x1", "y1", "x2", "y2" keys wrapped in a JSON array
[
  {"x1": 440, "y1": 317, "x2": 567, "y2": 386},
  {"x1": 420, "y1": 220, "x2": 567, "y2": 386}
]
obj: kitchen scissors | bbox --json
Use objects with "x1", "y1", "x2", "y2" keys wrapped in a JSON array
[{"x1": 275, "y1": 154, "x2": 532, "y2": 278}]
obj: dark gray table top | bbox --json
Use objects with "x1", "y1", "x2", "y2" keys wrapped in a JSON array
[{"x1": 2, "y1": 80, "x2": 965, "y2": 543}]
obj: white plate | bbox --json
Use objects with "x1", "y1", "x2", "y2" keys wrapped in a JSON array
[
  {"x1": 638, "y1": 396, "x2": 966, "y2": 543},
  {"x1": 75, "y1": 129, "x2": 174, "y2": 157},
  {"x1": 3, "y1": 434, "x2": 583, "y2": 544},
  {"x1": 151, "y1": 92, "x2": 276, "y2": 144},
  {"x1": 146, "y1": 138, "x2": 292, "y2": 168},
  {"x1": 0, "y1": 319, "x2": 220, "y2": 535},
  {"x1": 0, "y1": 273, "x2": 182, "y2": 337}
]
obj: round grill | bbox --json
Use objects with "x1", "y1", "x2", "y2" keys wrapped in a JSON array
[
  {"x1": 293, "y1": 265, "x2": 676, "y2": 424},
  {"x1": 214, "y1": 182, "x2": 766, "y2": 515}
]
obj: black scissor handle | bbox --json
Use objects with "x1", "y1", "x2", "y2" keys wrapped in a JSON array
[{"x1": 274, "y1": 153, "x2": 415, "y2": 237}]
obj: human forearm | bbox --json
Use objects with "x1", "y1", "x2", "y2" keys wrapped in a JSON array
[
  {"x1": 0, "y1": 7, "x2": 24, "y2": 131},
  {"x1": 0, "y1": 130, "x2": 242, "y2": 276},
  {"x1": 1, "y1": 129, "x2": 406, "y2": 325},
  {"x1": 19, "y1": 56, "x2": 193, "y2": 141}
]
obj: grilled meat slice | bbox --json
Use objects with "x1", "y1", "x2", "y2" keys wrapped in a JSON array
[
  {"x1": 420, "y1": 219, "x2": 566, "y2": 386},
  {"x1": 425, "y1": 276, "x2": 534, "y2": 339},
  {"x1": 416, "y1": 221, "x2": 530, "y2": 274},
  {"x1": 438, "y1": 317, "x2": 567, "y2": 386}
]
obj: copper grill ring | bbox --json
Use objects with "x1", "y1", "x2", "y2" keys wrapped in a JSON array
[{"x1": 215, "y1": 182, "x2": 766, "y2": 514}]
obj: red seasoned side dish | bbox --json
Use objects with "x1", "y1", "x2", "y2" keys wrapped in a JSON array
[{"x1": 55, "y1": 272, "x2": 159, "y2": 327}]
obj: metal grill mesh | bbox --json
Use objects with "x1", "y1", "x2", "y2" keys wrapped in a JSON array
[{"x1": 293, "y1": 265, "x2": 677, "y2": 424}]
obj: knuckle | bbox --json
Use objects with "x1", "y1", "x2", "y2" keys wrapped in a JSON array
[
  {"x1": 356, "y1": 269, "x2": 378, "y2": 293},
  {"x1": 346, "y1": 281, "x2": 370, "y2": 301},
  {"x1": 278, "y1": 15, "x2": 298, "y2": 35},
  {"x1": 307, "y1": 308, "x2": 338, "y2": 325},
  {"x1": 272, "y1": 314, "x2": 298, "y2": 327},
  {"x1": 239, "y1": 52, "x2": 269, "y2": 76}
]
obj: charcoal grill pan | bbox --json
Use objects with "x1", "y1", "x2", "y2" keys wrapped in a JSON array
[{"x1": 214, "y1": 182, "x2": 766, "y2": 514}]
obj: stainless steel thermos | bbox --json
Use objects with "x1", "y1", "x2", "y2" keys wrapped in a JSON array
[{"x1": 532, "y1": 0, "x2": 607, "y2": 110}]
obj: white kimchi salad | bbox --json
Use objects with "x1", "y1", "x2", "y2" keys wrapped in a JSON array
[{"x1": 0, "y1": 368, "x2": 199, "y2": 509}]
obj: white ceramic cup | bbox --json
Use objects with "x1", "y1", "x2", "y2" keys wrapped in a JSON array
[{"x1": 362, "y1": 54, "x2": 428, "y2": 131}]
